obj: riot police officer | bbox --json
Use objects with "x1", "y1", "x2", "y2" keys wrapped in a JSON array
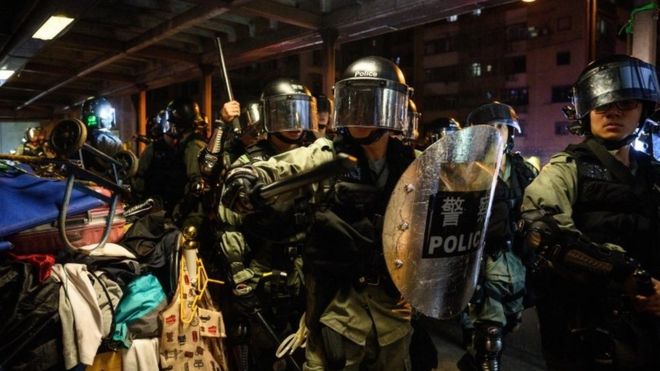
[
  {"x1": 417, "y1": 116, "x2": 461, "y2": 150},
  {"x1": 219, "y1": 99, "x2": 263, "y2": 165},
  {"x1": 221, "y1": 56, "x2": 415, "y2": 371},
  {"x1": 521, "y1": 54, "x2": 660, "y2": 370},
  {"x1": 134, "y1": 98, "x2": 206, "y2": 227},
  {"x1": 19, "y1": 127, "x2": 45, "y2": 157},
  {"x1": 80, "y1": 96, "x2": 123, "y2": 172},
  {"x1": 316, "y1": 94, "x2": 332, "y2": 138},
  {"x1": 458, "y1": 102, "x2": 538, "y2": 371},
  {"x1": 403, "y1": 99, "x2": 421, "y2": 146},
  {"x1": 217, "y1": 78, "x2": 317, "y2": 370}
]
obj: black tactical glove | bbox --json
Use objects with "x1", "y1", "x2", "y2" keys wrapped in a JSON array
[{"x1": 221, "y1": 166, "x2": 259, "y2": 213}]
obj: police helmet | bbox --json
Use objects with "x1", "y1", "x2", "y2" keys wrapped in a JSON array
[
  {"x1": 568, "y1": 54, "x2": 660, "y2": 135},
  {"x1": 24, "y1": 127, "x2": 42, "y2": 143},
  {"x1": 147, "y1": 110, "x2": 167, "y2": 139},
  {"x1": 239, "y1": 100, "x2": 265, "y2": 136},
  {"x1": 260, "y1": 78, "x2": 318, "y2": 133},
  {"x1": 164, "y1": 98, "x2": 203, "y2": 137},
  {"x1": 81, "y1": 96, "x2": 116, "y2": 130},
  {"x1": 422, "y1": 117, "x2": 461, "y2": 146},
  {"x1": 466, "y1": 102, "x2": 519, "y2": 152},
  {"x1": 404, "y1": 99, "x2": 421, "y2": 142},
  {"x1": 334, "y1": 56, "x2": 413, "y2": 132}
]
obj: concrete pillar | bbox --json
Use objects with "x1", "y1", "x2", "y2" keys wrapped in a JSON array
[
  {"x1": 585, "y1": 0, "x2": 598, "y2": 62},
  {"x1": 321, "y1": 28, "x2": 338, "y2": 98},
  {"x1": 137, "y1": 89, "x2": 146, "y2": 155},
  {"x1": 631, "y1": 0, "x2": 657, "y2": 64},
  {"x1": 201, "y1": 65, "x2": 213, "y2": 128}
]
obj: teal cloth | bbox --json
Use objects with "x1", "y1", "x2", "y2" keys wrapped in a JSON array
[{"x1": 111, "y1": 274, "x2": 166, "y2": 348}]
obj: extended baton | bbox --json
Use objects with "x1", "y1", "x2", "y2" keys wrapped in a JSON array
[
  {"x1": 216, "y1": 36, "x2": 233, "y2": 101},
  {"x1": 254, "y1": 309, "x2": 302, "y2": 371}
]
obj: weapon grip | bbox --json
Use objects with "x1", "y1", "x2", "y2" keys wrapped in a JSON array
[
  {"x1": 563, "y1": 249, "x2": 613, "y2": 275},
  {"x1": 207, "y1": 122, "x2": 224, "y2": 155}
]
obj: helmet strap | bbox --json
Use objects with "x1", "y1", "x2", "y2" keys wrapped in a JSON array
[{"x1": 592, "y1": 134, "x2": 636, "y2": 150}]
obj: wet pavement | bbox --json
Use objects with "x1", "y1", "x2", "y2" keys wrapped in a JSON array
[{"x1": 424, "y1": 308, "x2": 548, "y2": 371}]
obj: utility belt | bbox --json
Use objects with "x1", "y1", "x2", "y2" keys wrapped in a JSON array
[{"x1": 481, "y1": 285, "x2": 525, "y2": 304}]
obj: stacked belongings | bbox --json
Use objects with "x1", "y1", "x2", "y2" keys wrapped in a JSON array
[
  {"x1": 0, "y1": 119, "x2": 229, "y2": 370},
  {"x1": 0, "y1": 161, "x2": 138, "y2": 370}
]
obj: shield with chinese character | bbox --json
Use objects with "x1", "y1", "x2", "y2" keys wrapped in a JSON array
[{"x1": 382, "y1": 125, "x2": 504, "y2": 319}]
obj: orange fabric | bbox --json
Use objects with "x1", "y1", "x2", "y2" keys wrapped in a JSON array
[{"x1": 87, "y1": 351, "x2": 122, "y2": 371}]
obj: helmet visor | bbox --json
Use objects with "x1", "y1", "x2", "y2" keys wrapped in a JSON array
[
  {"x1": 405, "y1": 112, "x2": 420, "y2": 140},
  {"x1": 573, "y1": 59, "x2": 660, "y2": 118},
  {"x1": 334, "y1": 79, "x2": 410, "y2": 131},
  {"x1": 241, "y1": 101, "x2": 265, "y2": 135},
  {"x1": 263, "y1": 95, "x2": 318, "y2": 132}
]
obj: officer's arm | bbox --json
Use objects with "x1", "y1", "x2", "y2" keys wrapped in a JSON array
[
  {"x1": 249, "y1": 137, "x2": 335, "y2": 184},
  {"x1": 221, "y1": 137, "x2": 334, "y2": 213},
  {"x1": 519, "y1": 207, "x2": 651, "y2": 293},
  {"x1": 521, "y1": 153, "x2": 578, "y2": 231},
  {"x1": 176, "y1": 138, "x2": 207, "y2": 228},
  {"x1": 184, "y1": 138, "x2": 206, "y2": 179},
  {"x1": 520, "y1": 155, "x2": 649, "y2": 291},
  {"x1": 131, "y1": 144, "x2": 154, "y2": 197}
]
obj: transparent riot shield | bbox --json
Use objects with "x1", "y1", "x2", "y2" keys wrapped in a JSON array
[
  {"x1": 382, "y1": 125, "x2": 504, "y2": 319},
  {"x1": 635, "y1": 117, "x2": 660, "y2": 160}
]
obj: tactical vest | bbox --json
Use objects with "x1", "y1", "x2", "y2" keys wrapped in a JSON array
[
  {"x1": 83, "y1": 130, "x2": 123, "y2": 172},
  {"x1": 242, "y1": 140, "x2": 305, "y2": 269},
  {"x1": 144, "y1": 134, "x2": 203, "y2": 214},
  {"x1": 485, "y1": 153, "x2": 537, "y2": 254},
  {"x1": 566, "y1": 141, "x2": 660, "y2": 275},
  {"x1": 329, "y1": 135, "x2": 416, "y2": 273},
  {"x1": 245, "y1": 139, "x2": 277, "y2": 162},
  {"x1": 533, "y1": 140, "x2": 660, "y2": 367}
]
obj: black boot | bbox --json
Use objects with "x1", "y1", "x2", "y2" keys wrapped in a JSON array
[
  {"x1": 462, "y1": 327, "x2": 474, "y2": 350},
  {"x1": 473, "y1": 323, "x2": 503, "y2": 371},
  {"x1": 457, "y1": 323, "x2": 503, "y2": 371}
]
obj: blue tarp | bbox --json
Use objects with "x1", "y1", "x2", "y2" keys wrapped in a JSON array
[{"x1": 0, "y1": 171, "x2": 104, "y2": 238}]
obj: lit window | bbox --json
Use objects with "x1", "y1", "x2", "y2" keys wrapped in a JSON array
[{"x1": 471, "y1": 63, "x2": 482, "y2": 77}]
